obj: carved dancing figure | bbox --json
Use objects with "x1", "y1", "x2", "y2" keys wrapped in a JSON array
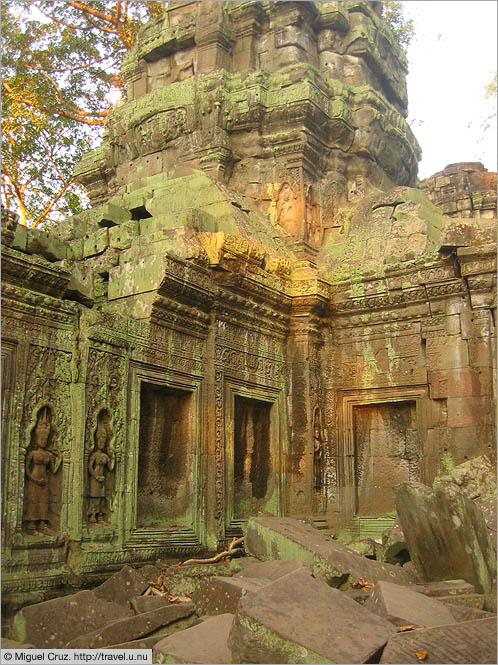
[
  {"x1": 87, "y1": 416, "x2": 115, "y2": 524},
  {"x1": 277, "y1": 182, "x2": 300, "y2": 236},
  {"x1": 23, "y1": 406, "x2": 61, "y2": 535}
]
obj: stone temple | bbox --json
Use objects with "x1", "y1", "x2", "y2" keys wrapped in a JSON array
[{"x1": 1, "y1": 1, "x2": 496, "y2": 604}]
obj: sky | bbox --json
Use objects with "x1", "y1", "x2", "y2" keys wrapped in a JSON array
[{"x1": 404, "y1": 1, "x2": 497, "y2": 179}]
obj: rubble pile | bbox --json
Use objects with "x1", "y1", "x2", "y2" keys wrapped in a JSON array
[{"x1": 4, "y1": 477, "x2": 497, "y2": 664}]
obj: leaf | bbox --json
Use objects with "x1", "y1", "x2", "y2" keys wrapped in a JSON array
[
  {"x1": 415, "y1": 650, "x2": 428, "y2": 661},
  {"x1": 354, "y1": 577, "x2": 375, "y2": 590}
]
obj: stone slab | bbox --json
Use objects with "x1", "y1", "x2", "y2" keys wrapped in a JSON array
[
  {"x1": 233, "y1": 559, "x2": 306, "y2": 581},
  {"x1": 107, "y1": 615, "x2": 202, "y2": 649},
  {"x1": 409, "y1": 580, "x2": 475, "y2": 598},
  {"x1": 244, "y1": 516, "x2": 411, "y2": 588},
  {"x1": 365, "y1": 580, "x2": 456, "y2": 627},
  {"x1": 66, "y1": 601, "x2": 195, "y2": 648},
  {"x1": 228, "y1": 556, "x2": 261, "y2": 575},
  {"x1": 10, "y1": 589, "x2": 134, "y2": 648},
  {"x1": 192, "y1": 576, "x2": 268, "y2": 615},
  {"x1": 151, "y1": 562, "x2": 232, "y2": 597},
  {"x1": 93, "y1": 565, "x2": 152, "y2": 607},
  {"x1": 394, "y1": 482, "x2": 496, "y2": 594},
  {"x1": 380, "y1": 618, "x2": 497, "y2": 664},
  {"x1": 153, "y1": 613, "x2": 234, "y2": 664},
  {"x1": 131, "y1": 594, "x2": 170, "y2": 614},
  {"x1": 439, "y1": 594, "x2": 485, "y2": 609},
  {"x1": 1, "y1": 639, "x2": 35, "y2": 649},
  {"x1": 228, "y1": 567, "x2": 397, "y2": 664},
  {"x1": 446, "y1": 604, "x2": 496, "y2": 623}
]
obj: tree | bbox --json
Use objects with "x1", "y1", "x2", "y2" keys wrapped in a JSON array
[
  {"x1": 382, "y1": 1, "x2": 415, "y2": 53},
  {"x1": 1, "y1": 1, "x2": 166, "y2": 227}
]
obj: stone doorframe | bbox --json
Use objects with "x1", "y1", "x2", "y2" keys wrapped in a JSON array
[
  {"x1": 224, "y1": 380, "x2": 286, "y2": 536},
  {"x1": 337, "y1": 386, "x2": 429, "y2": 523},
  {"x1": 124, "y1": 361, "x2": 204, "y2": 550}
]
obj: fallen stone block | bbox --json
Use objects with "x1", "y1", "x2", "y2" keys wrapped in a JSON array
[
  {"x1": 394, "y1": 482, "x2": 496, "y2": 594},
  {"x1": 106, "y1": 614, "x2": 202, "y2": 649},
  {"x1": 10, "y1": 589, "x2": 133, "y2": 648},
  {"x1": 435, "y1": 455, "x2": 497, "y2": 501},
  {"x1": 153, "y1": 613, "x2": 234, "y2": 664},
  {"x1": 192, "y1": 576, "x2": 267, "y2": 615},
  {"x1": 365, "y1": 580, "x2": 456, "y2": 627},
  {"x1": 1, "y1": 639, "x2": 35, "y2": 649},
  {"x1": 93, "y1": 564, "x2": 155, "y2": 606},
  {"x1": 66, "y1": 601, "x2": 195, "y2": 648},
  {"x1": 244, "y1": 516, "x2": 412, "y2": 588},
  {"x1": 228, "y1": 567, "x2": 396, "y2": 664},
  {"x1": 233, "y1": 559, "x2": 306, "y2": 581},
  {"x1": 343, "y1": 589, "x2": 374, "y2": 605},
  {"x1": 476, "y1": 496, "x2": 497, "y2": 551},
  {"x1": 380, "y1": 617, "x2": 497, "y2": 664},
  {"x1": 439, "y1": 594, "x2": 485, "y2": 610},
  {"x1": 131, "y1": 594, "x2": 170, "y2": 614},
  {"x1": 153, "y1": 561, "x2": 232, "y2": 597},
  {"x1": 382, "y1": 518, "x2": 409, "y2": 565},
  {"x1": 228, "y1": 556, "x2": 261, "y2": 575},
  {"x1": 446, "y1": 604, "x2": 496, "y2": 622},
  {"x1": 409, "y1": 579, "x2": 476, "y2": 598}
]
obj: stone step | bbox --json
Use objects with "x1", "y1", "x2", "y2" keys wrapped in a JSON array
[{"x1": 342, "y1": 516, "x2": 396, "y2": 541}]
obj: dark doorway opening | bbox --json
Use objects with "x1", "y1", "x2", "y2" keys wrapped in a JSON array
[
  {"x1": 233, "y1": 396, "x2": 274, "y2": 519},
  {"x1": 137, "y1": 383, "x2": 193, "y2": 528}
]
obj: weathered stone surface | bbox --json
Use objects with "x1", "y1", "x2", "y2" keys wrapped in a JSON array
[
  {"x1": 108, "y1": 614, "x2": 202, "y2": 649},
  {"x1": 476, "y1": 497, "x2": 498, "y2": 551},
  {"x1": 11, "y1": 590, "x2": 134, "y2": 648},
  {"x1": 380, "y1": 617, "x2": 497, "y2": 664},
  {"x1": 192, "y1": 576, "x2": 268, "y2": 616},
  {"x1": 446, "y1": 604, "x2": 495, "y2": 622},
  {"x1": 233, "y1": 559, "x2": 306, "y2": 581},
  {"x1": 66, "y1": 601, "x2": 195, "y2": 648},
  {"x1": 439, "y1": 594, "x2": 485, "y2": 610},
  {"x1": 131, "y1": 594, "x2": 170, "y2": 614},
  {"x1": 93, "y1": 564, "x2": 153, "y2": 606},
  {"x1": 382, "y1": 518, "x2": 409, "y2": 565},
  {"x1": 228, "y1": 567, "x2": 396, "y2": 664},
  {"x1": 1, "y1": 639, "x2": 35, "y2": 649},
  {"x1": 152, "y1": 562, "x2": 233, "y2": 597},
  {"x1": 365, "y1": 580, "x2": 456, "y2": 627},
  {"x1": 394, "y1": 482, "x2": 496, "y2": 594},
  {"x1": 228, "y1": 557, "x2": 262, "y2": 575},
  {"x1": 153, "y1": 613, "x2": 234, "y2": 664},
  {"x1": 1, "y1": 0, "x2": 496, "y2": 611},
  {"x1": 409, "y1": 580, "x2": 476, "y2": 598},
  {"x1": 244, "y1": 517, "x2": 412, "y2": 588}
]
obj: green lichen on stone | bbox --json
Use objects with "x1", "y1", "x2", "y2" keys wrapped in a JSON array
[
  {"x1": 236, "y1": 615, "x2": 331, "y2": 664},
  {"x1": 433, "y1": 451, "x2": 456, "y2": 485}
]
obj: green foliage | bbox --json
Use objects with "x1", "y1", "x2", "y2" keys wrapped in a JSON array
[
  {"x1": 484, "y1": 73, "x2": 497, "y2": 100},
  {"x1": 1, "y1": 1, "x2": 166, "y2": 227},
  {"x1": 382, "y1": 1, "x2": 415, "y2": 53}
]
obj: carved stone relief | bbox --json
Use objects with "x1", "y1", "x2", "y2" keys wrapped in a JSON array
[
  {"x1": 276, "y1": 182, "x2": 301, "y2": 236},
  {"x1": 312, "y1": 406, "x2": 325, "y2": 492},
  {"x1": 23, "y1": 405, "x2": 62, "y2": 536},
  {"x1": 87, "y1": 409, "x2": 115, "y2": 526}
]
